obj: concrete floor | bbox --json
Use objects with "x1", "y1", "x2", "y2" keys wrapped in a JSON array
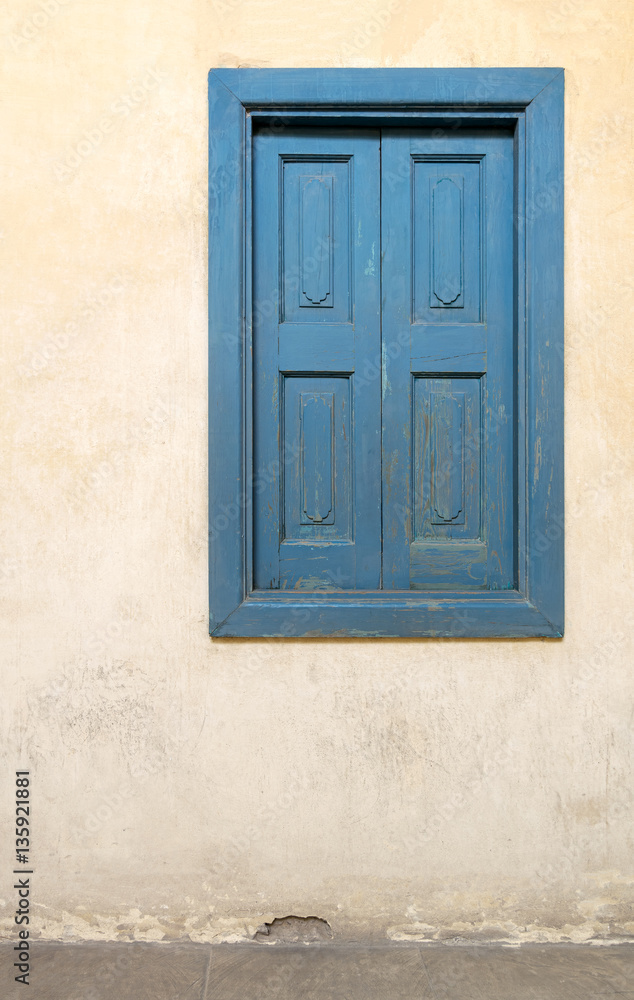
[{"x1": 1, "y1": 941, "x2": 633, "y2": 999}]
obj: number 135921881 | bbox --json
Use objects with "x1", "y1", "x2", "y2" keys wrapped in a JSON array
[{"x1": 15, "y1": 773, "x2": 30, "y2": 863}]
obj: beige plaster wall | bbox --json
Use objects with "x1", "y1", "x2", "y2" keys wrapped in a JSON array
[{"x1": 1, "y1": 0, "x2": 633, "y2": 945}]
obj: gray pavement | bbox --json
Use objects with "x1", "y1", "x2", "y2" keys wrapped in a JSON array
[{"x1": 1, "y1": 941, "x2": 633, "y2": 999}]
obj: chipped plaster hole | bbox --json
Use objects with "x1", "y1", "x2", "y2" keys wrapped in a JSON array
[{"x1": 254, "y1": 915, "x2": 333, "y2": 944}]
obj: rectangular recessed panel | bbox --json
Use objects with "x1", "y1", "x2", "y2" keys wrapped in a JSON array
[
  {"x1": 431, "y1": 176, "x2": 463, "y2": 308},
  {"x1": 300, "y1": 391, "x2": 335, "y2": 525},
  {"x1": 281, "y1": 159, "x2": 351, "y2": 323},
  {"x1": 301, "y1": 177, "x2": 333, "y2": 307},
  {"x1": 282, "y1": 375, "x2": 351, "y2": 542},
  {"x1": 412, "y1": 160, "x2": 481, "y2": 324},
  {"x1": 413, "y1": 375, "x2": 482, "y2": 541},
  {"x1": 431, "y1": 391, "x2": 465, "y2": 525}
]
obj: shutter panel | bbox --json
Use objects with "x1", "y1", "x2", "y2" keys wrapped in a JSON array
[
  {"x1": 381, "y1": 130, "x2": 515, "y2": 590},
  {"x1": 253, "y1": 130, "x2": 382, "y2": 590}
]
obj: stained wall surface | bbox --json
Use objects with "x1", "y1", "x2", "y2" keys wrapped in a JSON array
[{"x1": 1, "y1": 0, "x2": 633, "y2": 944}]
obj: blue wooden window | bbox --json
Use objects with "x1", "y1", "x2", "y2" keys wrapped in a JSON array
[{"x1": 209, "y1": 69, "x2": 564, "y2": 638}]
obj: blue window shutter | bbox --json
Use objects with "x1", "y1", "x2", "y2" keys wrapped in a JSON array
[
  {"x1": 253, "y1": 131, "x2": 382, "y2": 590},
  {"x1": 208, "y1": 69, "x2": 564, "y2": 637},
  {"x1": 381, "y1": 131, "x2": 515, "y2": 591}
]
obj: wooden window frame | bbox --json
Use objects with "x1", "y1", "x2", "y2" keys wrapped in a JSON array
[{"x1": 209, "y1": 68, "x2": 564, "y2": 638}]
